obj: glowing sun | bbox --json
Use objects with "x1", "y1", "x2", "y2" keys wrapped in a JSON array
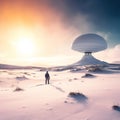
[{"x1": 15, "y1": 37, "x2": 36, "y2": 57}]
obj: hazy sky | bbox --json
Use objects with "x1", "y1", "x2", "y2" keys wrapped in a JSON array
[{"x1": 0, "y1": 0, "x2": 120, "y2": 66}]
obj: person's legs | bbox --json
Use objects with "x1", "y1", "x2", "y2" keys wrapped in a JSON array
[
  {"x1": 45, "y1": 77, "x2": 50, "y2": 84},
  {"x1": 48, "y1": 78, "x2": 49, "y2": 84},
  {"x1": 45, "y1": 78, "x2": 49, "y2": 84},
  {"x1": 45, "y1": 78, "x2": 47, "y2": 84}
]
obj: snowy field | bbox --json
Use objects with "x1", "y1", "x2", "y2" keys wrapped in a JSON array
[{"x1": 0, "y1": 65, "x2": 120, "y2": 120}]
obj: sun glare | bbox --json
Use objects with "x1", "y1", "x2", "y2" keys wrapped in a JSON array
[{"x1": 15, "y1": 37, "x2": 36, "y2": 57}]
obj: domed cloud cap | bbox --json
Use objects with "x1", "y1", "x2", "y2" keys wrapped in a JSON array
[{"x1": 72, "y1": 33, "x2": 107, "y2": 53}]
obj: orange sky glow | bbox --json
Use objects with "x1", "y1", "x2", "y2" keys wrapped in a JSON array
[
  {"x1": 0, "y1": 0, "x2": 79, "y2": 66},
  {"x1": 0, "y1": 0, "x2": 118, "y2": 66}
]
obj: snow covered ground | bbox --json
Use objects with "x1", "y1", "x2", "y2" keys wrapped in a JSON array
[{"x1": 0, "y1": 65, "x2": 120, "y2": 120}]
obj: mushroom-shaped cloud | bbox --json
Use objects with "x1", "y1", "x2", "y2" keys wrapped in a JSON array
[{"x1": 72, "y1": 33, "x2": 107, "y2": 53}]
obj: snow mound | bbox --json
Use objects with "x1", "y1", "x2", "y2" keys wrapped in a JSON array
[
  {"x1": 13, "y1": 87, "x2": 24, "y2": 92},
  {"x1": 68, "y1": 92, "x2": 88, "y2": 103},
  {"x1": 112, "y1": 105, "x2": 120, "y2": 112},
  {"x1": 81, "y1": 73, "x2": 95, "y2": 78},
  {"x1": 85, "y1": 65, "x2": 104, "y2": 72},
  {"x1": 16, "y1": 75, "x2": 28, "y2": 80}
]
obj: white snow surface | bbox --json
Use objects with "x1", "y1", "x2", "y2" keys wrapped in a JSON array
[
  {"x1": 0, "y1": 67, "x2": 120, "y2": 120},
  {"x1": 72, "y1": 33, "x2": 107, "y2": 53}
]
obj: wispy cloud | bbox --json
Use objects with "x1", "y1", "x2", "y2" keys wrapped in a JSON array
[{"x1": 95, "y1": 44, "x2": 120, "y2": 63}]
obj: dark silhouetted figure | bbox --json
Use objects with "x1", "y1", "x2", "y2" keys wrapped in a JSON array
[{"x1": 45, "y1": 71, "x2": 50, "y2": 84}]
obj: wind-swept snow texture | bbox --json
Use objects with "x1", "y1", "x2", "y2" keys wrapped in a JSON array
[{"x1": 0, "y1": 67, "x2": 120, "y2": 120}]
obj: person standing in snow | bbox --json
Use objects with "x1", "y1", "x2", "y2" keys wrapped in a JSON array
[{"x1": 45, "y1": 71, "x2": 50, "y2": 84}]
